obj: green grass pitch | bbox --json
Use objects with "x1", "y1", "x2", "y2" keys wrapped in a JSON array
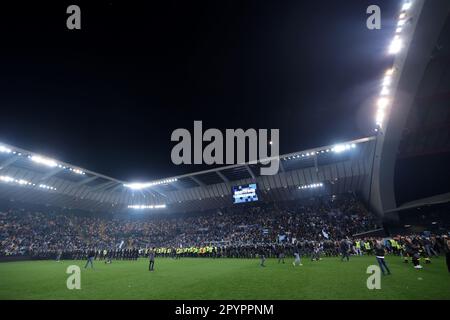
[{"x1": 0, "y1": 256, "x2": 449, "y2": 299}]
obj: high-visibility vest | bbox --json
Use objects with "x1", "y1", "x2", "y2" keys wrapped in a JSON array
[
  {"x1": 356, "y1": 242, "x2": 360, "y2": 249},
  {"x1": 365, "y1": 242, "x2": 371, "y2": 250}
]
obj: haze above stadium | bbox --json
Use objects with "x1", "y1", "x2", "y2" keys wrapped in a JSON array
[{"x1": 0, "y1": 1, "x2": 398, "y2": 181}]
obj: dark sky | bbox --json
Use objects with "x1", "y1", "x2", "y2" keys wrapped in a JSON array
[{"x1": 0, "y1": 0, "x2": 398, "y2": 181}]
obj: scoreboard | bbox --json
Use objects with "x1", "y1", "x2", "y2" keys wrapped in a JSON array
[{"x1": 232, "y1": 183, "x2": 259, "y2": 204}]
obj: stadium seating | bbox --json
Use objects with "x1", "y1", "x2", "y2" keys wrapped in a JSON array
[{"x1": 1, "y1": 193, "x2": 379, "y2": 257}]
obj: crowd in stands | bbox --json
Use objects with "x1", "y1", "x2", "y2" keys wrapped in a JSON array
[
  {"x1": 0, "y1": 193, "x2": 379, "y2": 258},
  {"x1": 3, "y1": 193, "x2": 447, "y2": 263}
]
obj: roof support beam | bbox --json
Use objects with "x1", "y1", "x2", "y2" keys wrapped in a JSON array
[
  {"x1": 190, "y1": 176, "x2": 205, "y2": 187},
  {"x1": 108, "y1": 183, "x2": 122, "y2": 193},
  {"x1": 74, "y1": 176, "x2": 98, "y2": 186},
  {"x1": 146, "y1": 187, "x2": 168, "y2": 199},
  {"x1": 40, "y1": 168, "x2": 64, "y2": 181},
  {"x1": 169, "y1": 182, "x2": 180, "y2": 190},
  {"x1": 89, "y1": 181, "x2": 117, "y2": 193},
  {"x1": 245, "y1": 165, "x2": 256, "y2": 179},
  {"x1": 0, "y1": 156, "x2": 19, "y2": 171},
  {"x1": 216, "y1": 171, "x2": 229, "y2": 183}
]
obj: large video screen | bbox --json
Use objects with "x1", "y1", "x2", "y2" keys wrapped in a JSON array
[{"x1": 232, "y1": 183, "x2": 258, "y2": 204}]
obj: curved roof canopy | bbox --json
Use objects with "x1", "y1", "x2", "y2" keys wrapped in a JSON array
[{"x1": 0, "y1": 137, "x2": 375, "y2": 214}]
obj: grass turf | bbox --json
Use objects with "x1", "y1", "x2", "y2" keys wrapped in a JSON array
[{"x1": 0, "y1": 256, "x2": 449, "y2": 299}]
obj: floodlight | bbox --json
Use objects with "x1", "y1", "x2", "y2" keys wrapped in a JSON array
[
  {"x1": 380, "y1": 86, "x2": 389, "y2": 96},
  {"x1": 72, "y1": 168, "x2": 84, "y2": 175},
  {"x1": 388, "y1": 36, "x2": 403, "y2": 54},
  {"x1": 0, "y1": 176, "x2": 14, "y2": 183},
  {"x1": 376, "y1": 109, "x2": 385, "y2": 125},
  {"x1": 333, "y1": 144, "x2": 346, "y2": 153},
  {"x1": 30, "y1": 155, "x2": 58, "y2": 167},
  {"x1": 39, "y1": 184, "x2": 56, "y2": 191},
  {"x1": 385, "y1": 68, "x2": 394, "y2": 76},
  {"x1": 128, "y1": 204, "x2": 166, "y2": 209},
  {"x1": 402, "y1": 2, "x2": 412, "y2": 11},
  {"x1": 0, "y1": 146, "x2": 12, "y2": 153},
  {"x1": 0, "y1": 176, "x2": 31, "y2": 186},
  {"x1": 124, "y1": 182, "x2": 153, "y2": 190},
  {"x1": 382, "y1": 75, "x2": 392, "y2": 86}
]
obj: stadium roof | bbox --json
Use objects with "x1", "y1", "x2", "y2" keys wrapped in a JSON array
[
  {"x1": 0, "y1": 136, "x2": 375, "y2": 214},
  {"x1": 369, "y1": 0, "x2": 450, "y2": 216}
]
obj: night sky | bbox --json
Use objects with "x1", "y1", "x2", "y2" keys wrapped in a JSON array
[{"x1": 0, "y1": 1, "x2": 398, "y2": 181}]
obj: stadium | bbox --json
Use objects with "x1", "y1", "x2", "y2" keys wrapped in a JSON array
[{"x1": 1, "y1": 0, "x2": 450, "y2": 302}]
